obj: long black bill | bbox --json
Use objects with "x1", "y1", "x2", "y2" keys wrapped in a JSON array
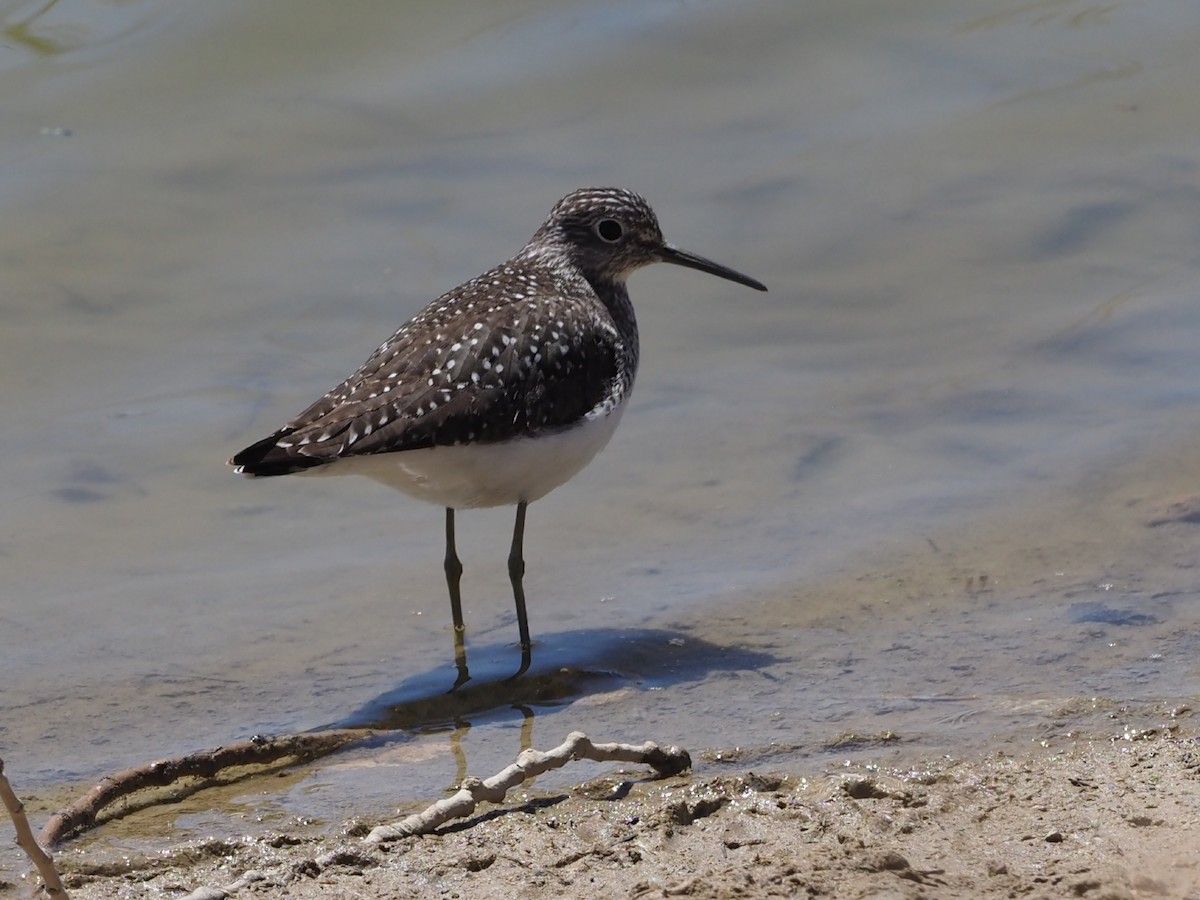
[{"x1": 660, "y1": 244, "x2": 768, "y2": 292}]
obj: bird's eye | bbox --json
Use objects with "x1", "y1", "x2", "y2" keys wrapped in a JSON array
[{"x1": 594, "y1": 218, "x2": 623, "y2": 243}]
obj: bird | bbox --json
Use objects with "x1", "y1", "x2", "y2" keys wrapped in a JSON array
[{"x1": 230, "y1": 187, "x2": 767, "y2": 686}]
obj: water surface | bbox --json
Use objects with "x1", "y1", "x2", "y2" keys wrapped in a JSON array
[{"x1": 3, "y1": 0, "x2": 1200, "y2": 867}]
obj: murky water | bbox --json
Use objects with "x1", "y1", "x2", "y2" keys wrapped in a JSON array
[{"x1": 3, "y1": 0, "x2": 1200, "y2": 870}]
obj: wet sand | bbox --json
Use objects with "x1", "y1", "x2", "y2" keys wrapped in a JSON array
[{"x1": 24, "y1": 713, "x2": 1200, "y2": 898}]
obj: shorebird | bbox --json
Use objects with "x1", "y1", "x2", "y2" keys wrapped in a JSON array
[{"x1": 230, "y1": 187, "x2": 766, "y2": 685}]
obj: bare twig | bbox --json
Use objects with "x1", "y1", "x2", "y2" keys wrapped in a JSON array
[
  {"x1": 40, "y1": 728, "x2": 370, "y2": 846},
  {"x1": 177, "y1": 869, "x2": 266, "y2": 900},
  {"x1": 0, "y1": 757, "x2": 70, "y2": 898},
  {"x1": 366, "y1": 730, "x2": 691, "y2": 844}
]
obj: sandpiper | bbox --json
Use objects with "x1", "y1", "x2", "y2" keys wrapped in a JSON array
[{"x1": 230, "y1": 187, "x2": 766, "y2": 685}]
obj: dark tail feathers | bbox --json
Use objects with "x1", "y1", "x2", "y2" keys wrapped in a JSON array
[{"x1": 229, "y1": 431, "x2": 326, "y2": 477}]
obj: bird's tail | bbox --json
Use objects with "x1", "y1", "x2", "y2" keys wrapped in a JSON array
[{"x1": 228, "y1": 430, "x2": 326, "y2": 476}]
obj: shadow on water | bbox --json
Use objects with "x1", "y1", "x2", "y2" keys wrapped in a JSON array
[{"x1": 329, "y1": 627, "x2": 778, "y2": 733}]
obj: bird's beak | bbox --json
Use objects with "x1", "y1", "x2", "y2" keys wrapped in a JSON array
[{"x1": 659, "y1": 244, "x2": 767, "y2": 292}]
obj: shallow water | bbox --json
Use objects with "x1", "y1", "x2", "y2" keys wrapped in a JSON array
[{"x1": 3, "y1": 0, "x2": 1200, "y2": 868}]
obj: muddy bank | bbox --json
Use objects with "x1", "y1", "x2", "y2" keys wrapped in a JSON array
[{"x1": 24, "y1": 712, "x2": 1195, "y2": 900}]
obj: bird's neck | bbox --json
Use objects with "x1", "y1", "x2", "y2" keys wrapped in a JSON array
[
  {"x1": 515, "y1": 240, "x2": 640, "y2": 381},
  {"x1": 592, "y1": 277, "x2": 639, "y2": 381}
]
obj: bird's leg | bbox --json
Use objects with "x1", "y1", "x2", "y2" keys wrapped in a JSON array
[
  {"x1": 444, "y1": 507, "x2": 470, "y2": 689},
  {"x1": 508, "y1": 501, "x2": 532, "y2": 677}
]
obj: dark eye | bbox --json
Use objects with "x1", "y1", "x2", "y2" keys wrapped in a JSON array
[{"x1": 595, "y1": 218, "x2": 623, "y2": 243}]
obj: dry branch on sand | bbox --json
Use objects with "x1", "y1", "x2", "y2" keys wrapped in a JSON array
[
  {"x1": 366, "y1": 730, "x2": 691, "y2": 843},
  {"x1": 32, "y1": 726, "x2": 689, "y2": 899},
  {"x1": 39, "y1": 729, "x2": 370, "y2": 847},
  {"x1": 170, "y1": 731, "x2": 688, "y2": 898},
  {"x1": 1, "y1": 757, "x2": 70, "y2": 898}
]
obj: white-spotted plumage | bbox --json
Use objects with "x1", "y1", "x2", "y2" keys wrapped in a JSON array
[{"x1": 230, "y1": 187, "x2": 766, "y2": 682}]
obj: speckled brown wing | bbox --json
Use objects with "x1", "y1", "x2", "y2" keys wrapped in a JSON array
[{"x1": 230, "y1": 262, "x2": 622, "y2": 476}]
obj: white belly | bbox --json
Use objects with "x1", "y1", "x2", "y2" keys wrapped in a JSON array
[{"x1": 302, "y1": 407, "x2": 625, "y2": 509}]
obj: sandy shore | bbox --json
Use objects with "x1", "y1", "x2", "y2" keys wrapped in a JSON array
[{"x1": 21, "y1": 714, "x2": 1194, "y2": 900}]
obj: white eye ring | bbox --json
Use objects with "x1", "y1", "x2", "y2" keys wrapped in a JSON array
[{"x1": 594, "y1": 218, "x2": 623, "y2": 243}]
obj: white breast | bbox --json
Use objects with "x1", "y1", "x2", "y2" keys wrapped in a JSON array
[{"x1": 303, "y1": 406, "x2": 626, "y2": 509}]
